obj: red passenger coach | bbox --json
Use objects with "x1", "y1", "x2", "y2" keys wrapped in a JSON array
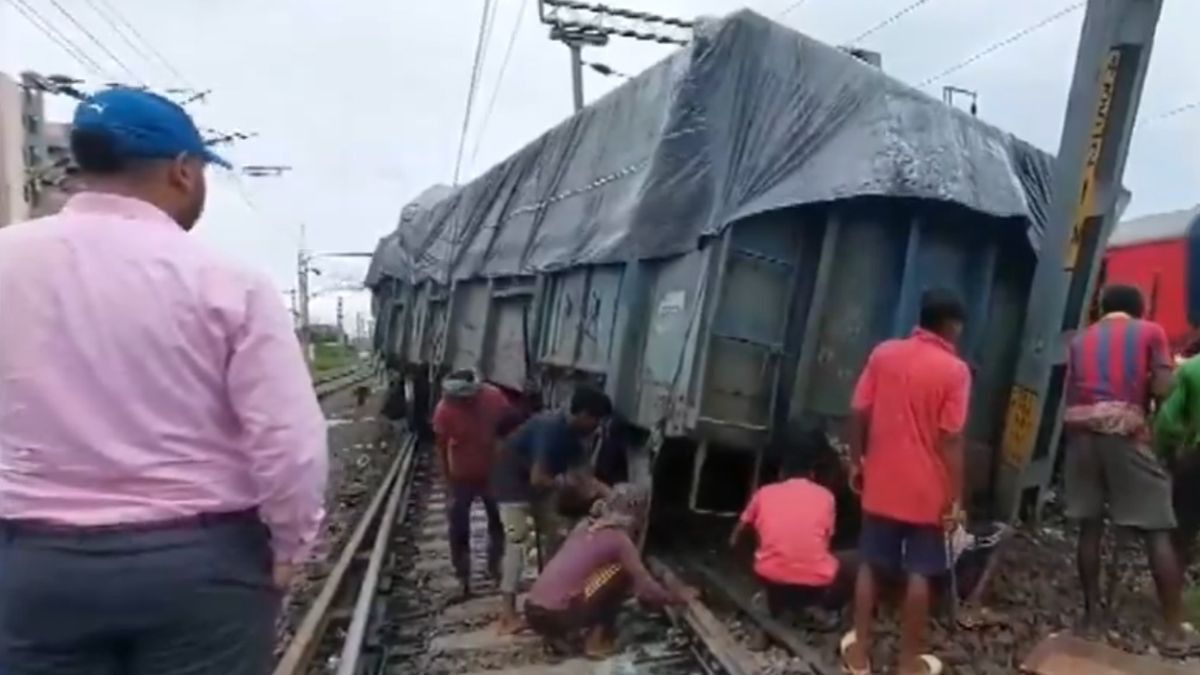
[{"x1": 1103, "y1": 205, "x2": 1200, "y2": 353}]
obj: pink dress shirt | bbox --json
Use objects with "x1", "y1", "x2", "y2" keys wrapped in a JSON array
[{"x1": 0, "y1": 193, "x2": 328, "y2": 563}]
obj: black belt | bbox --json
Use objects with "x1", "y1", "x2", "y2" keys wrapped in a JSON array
[{"x1": 0, "y1": 509, "x2": 260, "y2": 537}]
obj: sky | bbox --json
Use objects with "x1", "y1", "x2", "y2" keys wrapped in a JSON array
[{"x1": 3, "y1": 0, "x2": 1198, "y2": 329}]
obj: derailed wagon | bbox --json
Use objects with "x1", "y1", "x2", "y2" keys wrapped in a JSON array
[{"x1": 365, "y1": 9, "x2": 1055, "y2": 515}]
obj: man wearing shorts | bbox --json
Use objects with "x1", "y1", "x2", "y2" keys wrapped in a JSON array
[
  {"x1": 842, "y1": 289, "x2": 970, "y2": 675},
  {"x1": 1064, "y1": 284, "x2": 1198, "y2": 656}
]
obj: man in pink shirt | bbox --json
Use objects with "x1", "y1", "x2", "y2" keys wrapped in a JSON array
[
  {"x1": 730, "y1": 437, "x2": 857, "y2": 640},
  {"x1": 0, "y1": 88, "x2": 327, "y2": 675}
]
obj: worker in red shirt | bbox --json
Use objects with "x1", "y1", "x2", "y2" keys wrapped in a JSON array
[
  {"x1": 729, "y1": 437, "x2": 857, "y2": 643},
  {"x1": 431, "y1": 370, "x2": 518, "y2": 599},
  {"x1": 841, "y1": 289, "x2": 970, "y2": 675}
]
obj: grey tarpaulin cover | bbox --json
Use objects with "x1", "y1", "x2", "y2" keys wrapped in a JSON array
[{"x1": 366, "y1": 8, "x2": 1054, "y2": 288}]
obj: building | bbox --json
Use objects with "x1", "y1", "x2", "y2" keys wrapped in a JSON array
[
  {"x1": 0, "y1": 72, "x2": 28, "y2": 227},
  {"x1": 0, "y1": 71, "x2": 76, "y2": 227},
  {"x1": 29, "y1": 121, "x2": 77, "y2": 218}
]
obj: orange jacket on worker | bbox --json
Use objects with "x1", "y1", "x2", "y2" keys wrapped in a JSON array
[
  {"x1": 432, "y1": 383, "x2": 514, "y2": 487},
  {"x1": 851, "y1": 328, "x2": 971, "y2": 526},
  {"x1": 739, "y1": 477, "x2": 839, "y2": 587}
]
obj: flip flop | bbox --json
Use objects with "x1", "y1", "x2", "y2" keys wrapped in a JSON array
[
  {"x1": 839, "y1": 631, "x2": 872, "y2": 675},
  {"x1": 910, "y1": 655, "x2": 944, "y2": 675},
  {"x1": 1160, "y1": 622, "x2": 1200, "y2": 659}
]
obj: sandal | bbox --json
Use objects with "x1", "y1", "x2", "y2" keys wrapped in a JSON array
[
  {"x1": 900, "y1": 655, "x2": 943, "y2": 675},
  {"x1": 839, "y1": 631, "x2": 871, "y2": 675},
  {"x1": 1160, "y1": 622, "x2": 1200, "y2": 659},
  {"x1": 902, "y1": 653, "x2": 945, "y2": 672}
]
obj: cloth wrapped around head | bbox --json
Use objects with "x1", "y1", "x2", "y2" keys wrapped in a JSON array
[
  {"x1": 588, "y1": 483, "x2": 649, "y2": 534},
  {"x1": 442, "y1": 369, "x2": 480, "y2": 399}
]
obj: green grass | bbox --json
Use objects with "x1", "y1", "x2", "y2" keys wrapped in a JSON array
[
  {"x1": 311, "y1": 342, "x2": 358, "y2": 375},
  {"x1": 1187, "y1": 587, "x2": 1200, "y2": 624}
]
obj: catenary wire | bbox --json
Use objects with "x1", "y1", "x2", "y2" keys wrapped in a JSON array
[
  {"x1": 453, "y1": 0, "x2": 497, "y2": 185},
  {"x1": 777, "y1": 0, "x2": 808, "y2": 19},
  {"x1": 5, "y1": 0, "x2": 108, "y2": 76},
  {"x1": 45, "y1": 0, "x2": 144, "y2": 84},
  {"x1": 78, "y1": 0, "x2": 166, "y2": 83},
  {"x1": 469, "y1": 0, "x2": 532, "y2": 169},
  {"x1": 915, "y1": 2, "x2": 1084, "y2": 88},
  {"x1": 845, "y1": 0, "x2": 939, "y2": 46},
  {"x1": 1146, "y1": 100, "x2": 1200, "y2": 124},
  {"x1": 90, "y1": 0, "x2": 195, "y2": 88}
]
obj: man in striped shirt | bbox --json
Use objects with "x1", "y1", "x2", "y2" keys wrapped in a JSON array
[{"x1": 1064, "y1": 284, "x2": 1198, "y2": 656}]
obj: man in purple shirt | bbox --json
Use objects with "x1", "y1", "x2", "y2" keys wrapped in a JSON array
[
  {"x1": 524, "y1": 484, "x2": 692, "y2": 658},
  {"x1": 0, "y1": 89, "x2": 328, "y2": 674}
]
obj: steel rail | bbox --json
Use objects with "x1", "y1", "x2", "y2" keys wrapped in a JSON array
[
  {"x1": 334, "y1": 435, "x2": 417, "y2": 675},
  {"x1": 648, "y1": 557, "x2": 762, "y2": 675},
  {"x1": 681, "y1": 558, "x2": 836, "y2": 675},
  {"x1": 315, "y1": 368, "x2": 375, "y2": 400},
  {"x1": 272, "y1": 435, "x2": 415, "y2": 675}
]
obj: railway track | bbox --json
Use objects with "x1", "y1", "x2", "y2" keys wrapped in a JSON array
[
  {"x1": 315, "y1": 365, "x2": 376, "y2": 400},
  {"x1": 273, "y1": 437, "x2": 762, "y2": 675}
]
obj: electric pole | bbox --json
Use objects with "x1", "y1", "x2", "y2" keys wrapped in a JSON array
[
  {"x1": 336, "y1": 296, "x2": 345, "y2": 345},
  {"x1": 538, "y1": 0, "x2": 694, "y2": 111},
  {"x1": 297, "y1": 223, "x2": 313, "y2": 367}
]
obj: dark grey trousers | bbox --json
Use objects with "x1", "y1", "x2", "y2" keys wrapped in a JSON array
[{"x1": 0, "y1": 514, "x2": 280, "y2": 675}]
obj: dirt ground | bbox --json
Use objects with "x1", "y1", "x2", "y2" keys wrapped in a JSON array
[{"x1": 667, "y1": 509, "x2": 1200, "y2": 674}]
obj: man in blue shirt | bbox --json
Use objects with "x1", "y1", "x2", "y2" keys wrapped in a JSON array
[{"x1": 494, "y1": 387, "x2": 613, "y2": 634}]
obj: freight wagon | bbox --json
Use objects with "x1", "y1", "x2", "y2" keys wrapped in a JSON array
[
  {"x1": 1102, "y1": 205, "x2": 1200, "y2": 353},
  {"x1": 366, "y1": 10, "x2": 1055, "y2": 515}
]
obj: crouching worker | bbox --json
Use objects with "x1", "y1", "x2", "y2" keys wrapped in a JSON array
[
  {"x1": 524, "y1": 484, "x2": 692, "y2": 658},
  {"x1": 730, "y1": 451, "x2": 858, "y2": 640}
]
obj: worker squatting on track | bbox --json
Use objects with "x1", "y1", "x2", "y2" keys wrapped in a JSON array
[
  {"x1": 0, "y1": 89, "x2": 329, "y2": 674},
  {"x1": 729, "y1": 443, "x2": 860, "y2": 639},
  {"x1": 524, "y1": 484, "x2": 694, "y2": 658}
]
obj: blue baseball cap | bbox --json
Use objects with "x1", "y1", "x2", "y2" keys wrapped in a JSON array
[{"x1": 72, "y1": 87, "x2": 231, "y2": 169}]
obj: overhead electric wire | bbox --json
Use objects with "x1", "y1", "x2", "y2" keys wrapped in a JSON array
[
  {"x1": 778, "y1": 0, "x2": 808, "y2": 19},
  {"x1": 1148, "y1": 100, "x2": 1200, "y2": 123},
  {"x1": 5, "y1": 0, "x2": 107, "y2": 76},
  {"x1": 79, "y1": 0, "x2": 165, "y2": 82},
  {"x1": 90, "y1": 0, "x2": 194, "y2": 88},
  {"x1": 915, "y1": 1, "x2": 1084, "y2": 88},
  {"x1": 453, "y1": 0, "x2": 498, "y2": 185},
  {"x1": 480, "y1": 0, "x2": 500, "y2": 68},
  {"x1": 45, "y1": 0, "x2": 143, "y2": 85},
  {"x1": 230, "y1": 176, "x2": 302, "y2": 249},
  {"x1": 845, "y1": 0, "x2": 938, "y2": 46},
  {"x1": 1137, "y1": 99, "x2": 1200, "y2": 128},
  {"x1": 469, "y1": 0, "x2": 531, "y2": 169}
]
